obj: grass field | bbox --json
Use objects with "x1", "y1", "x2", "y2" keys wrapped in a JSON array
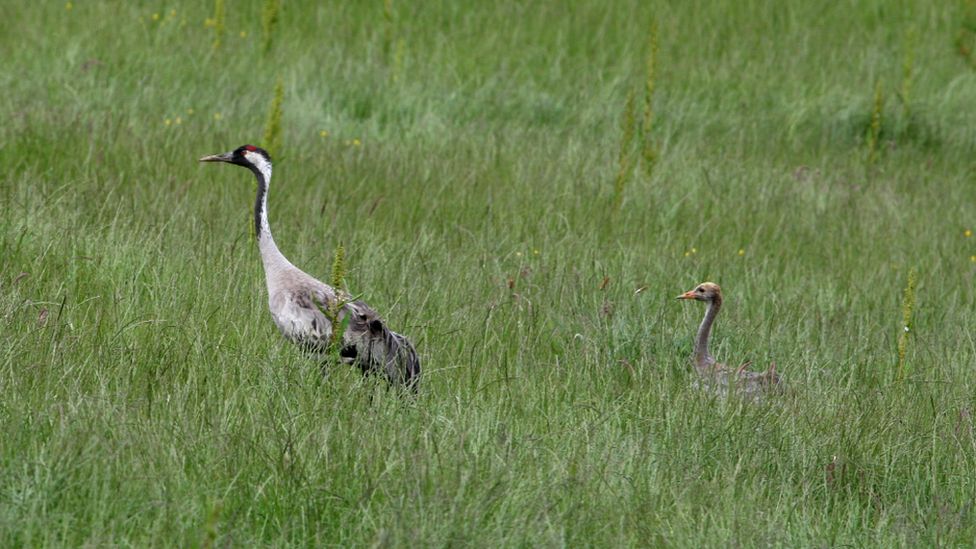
[{"x1": 2, "y1": 1, "x2": 976, "y2": 546}]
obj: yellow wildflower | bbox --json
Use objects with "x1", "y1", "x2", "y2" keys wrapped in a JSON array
[
  {"x1": 175, "y1": 116, "x2": 182, "y2": 125},
  {"x1": 186, "y1": 108, "x2": 194, "y2": 115},
  {"x1": 738, "y1": 248, "x2": 745, "y2": 256},
  {"x1": 164, "y1": 118, "x2": 172, "y2": 126},
  {"x1": 213, "y1": 112, "x2": 223, "y2": 121},
  {"x1": 65, "y1": 2, "x2": 72, "y2": 10},
  {"x1": 239, "y1": 31, "x2": 247, "y2": 38},
  {"x1": 352, "y1": 138, "x2": 362, "y2": 147},
  {"x1": 965, "y1": 229, "x2": 972, "y2": 238},
  {"x1": 319, "y1": 130, "x2": 329, "y2": 138},
  {"x1": 152, "y1": 13, "x2": 160, "y2": 21}
]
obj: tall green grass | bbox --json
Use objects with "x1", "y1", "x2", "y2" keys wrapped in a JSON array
[{"x1": 1, "y1": 1, "x2": 975, "y2": 546}]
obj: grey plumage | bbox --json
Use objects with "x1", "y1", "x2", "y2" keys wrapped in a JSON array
[
  {"x1": 200, "y1": 145, "x2": 420, "y2": 389},
  {"x1": 341, "y1": 300, "x2": 421, "y2": 386}
]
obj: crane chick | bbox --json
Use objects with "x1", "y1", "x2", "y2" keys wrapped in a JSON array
[{"x1": 677, "y1": 282, "x2": 782, "y2": 399}]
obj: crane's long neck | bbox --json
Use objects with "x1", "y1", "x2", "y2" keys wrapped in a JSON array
[
  {"x1": 248, "y1": 157, "x2": 295, "y2": 283},
  {"x1": 694, "y1": 296, "x2": 721, "y2": 368}
]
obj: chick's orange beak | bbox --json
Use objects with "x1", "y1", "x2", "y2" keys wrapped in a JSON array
[{"x1": 676, "y1": 290, "x2": 697, "y2": 300}]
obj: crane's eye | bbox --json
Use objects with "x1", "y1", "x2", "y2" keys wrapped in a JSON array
[{"x1": 696, "y1": 287, "x2": 704, "y2": 293}]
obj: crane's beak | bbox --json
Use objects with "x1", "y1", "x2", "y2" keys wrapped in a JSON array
[
  {"x1": 676, "y1": 290, "x2": 697, "y2": 300},
  {"x1": 199, "y1": 152, "x2": 233, "y2": 163}
]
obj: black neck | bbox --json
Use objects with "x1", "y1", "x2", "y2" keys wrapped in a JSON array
[{"x1": 249, "y1": 165, "x2": 267, "y2": 239}]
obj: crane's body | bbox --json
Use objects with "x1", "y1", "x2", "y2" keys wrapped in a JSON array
[{"x1": 200, "y1": 145, "x2": 420, "y2": 388}]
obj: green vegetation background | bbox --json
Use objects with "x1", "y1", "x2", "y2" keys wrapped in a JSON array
[{"x1": 1, "y1": 1, "x2": 975, "y2": 546}]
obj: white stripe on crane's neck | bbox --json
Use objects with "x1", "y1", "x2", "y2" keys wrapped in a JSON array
[
  {"x1": 243, "y1": 150, "x2": 295, "y2": 282},
  {"x1": 244, "y1": 150, "x2": 273, "y2": 239}
]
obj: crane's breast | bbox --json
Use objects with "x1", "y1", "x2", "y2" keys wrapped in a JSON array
[{"x1": 268, "y1": 290, "x2": 333, "y2": 350}]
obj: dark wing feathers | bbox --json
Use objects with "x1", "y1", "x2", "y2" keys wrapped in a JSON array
[{"x1": 340, "y1": 300, "x2": 421, "y2": 390}]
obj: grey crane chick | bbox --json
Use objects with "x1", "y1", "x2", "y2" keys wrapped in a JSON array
[
  {"x1": 200, "y1": 145, "x2": 420, "y2": 390},
  {"x1": 677, "y1": 282, "x2": 782, "y2": 400}
]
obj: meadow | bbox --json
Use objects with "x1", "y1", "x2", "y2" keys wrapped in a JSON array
[{"x1": 2, "y1": 1, "x2": 976, "y2": 546}]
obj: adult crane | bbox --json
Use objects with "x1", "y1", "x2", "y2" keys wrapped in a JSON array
[{"x1": 200, "y1": 145, "x2": 420, "y2": 389}]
